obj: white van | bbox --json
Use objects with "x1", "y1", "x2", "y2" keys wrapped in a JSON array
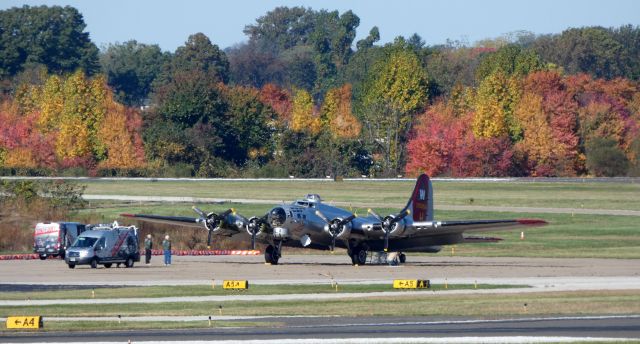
[
  {"x1": 33, "y1": 222, "x2": 87, "y2": 260},
  {"x1": 65, "y1": 224, "x2": 140, "y2": 269}
]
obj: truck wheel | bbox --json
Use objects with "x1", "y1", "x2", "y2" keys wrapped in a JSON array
[
  {"x1": 104, "y1": 263, "x2": 112, "y2": 268},
  {"x1": 125, "y1": 258, "x2": 134, "y2": 268},
  {"x1": 39, "y1": 255, "x2": 47, "y2": 260},
  {"x1": 90, "y1": 258, "x2": 98, "y2": 269},
  {"x1": 68, "y1": 264, "x2": 75, "y2": 269}
]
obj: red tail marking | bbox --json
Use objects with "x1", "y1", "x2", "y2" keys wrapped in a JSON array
[{"x1": 411, "y1": 174, "x2": 430, "y2": 221}]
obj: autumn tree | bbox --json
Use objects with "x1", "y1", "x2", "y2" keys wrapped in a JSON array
[
  {"x1": 259, "y1": 83, "x2": 292, "y2": 125},
  {"x1": 290, "y1": 88, "x2": 321, "y2": 134},
  {"x1": 97, "y1": 100, "x2": 146, "y2": 169},
  {"x1": 405, "y1": 104, "x2": 512, "y2": 177},
  {"x1": 472, "y1": 71, "x2": 521, "y2": 140},
  {"x1": 320, "y1": 84, "x2": 361, "y2": 139}
]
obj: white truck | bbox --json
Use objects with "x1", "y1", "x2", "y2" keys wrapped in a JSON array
[
  {"x1": 64, "y1": 223, "x2": 140, "y2": 269},
  {"x1": 33, "y1": 222, "x2": 87, "y2": 260}
]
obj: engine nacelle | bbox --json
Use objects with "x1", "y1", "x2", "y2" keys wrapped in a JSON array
[
  {"x1": 324, "y1": 217, "x2": 352, "y2": 239},
  {"x1": 273, "y1": 227, "x2": 290, "y2": 240},
  {"x1": 203, "y1": 212, "x2": 246, "y2": 234},
  {"x1": 385, "y1": 215, "x2": 413, "y2": 237}
]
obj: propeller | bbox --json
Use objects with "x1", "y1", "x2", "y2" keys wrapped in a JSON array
[
  {"x1": 367, "y1": 208, "x2": 411, "y2": 252},
  {"x1": 316, "y1": 210, "x2": 356, "y2": 251},
  {"x1": 247, "y1": 214, "x2": 269, "y2": 250},
  {"x1": 193, "y1": 206, "x2": 234, "y2": 248}
]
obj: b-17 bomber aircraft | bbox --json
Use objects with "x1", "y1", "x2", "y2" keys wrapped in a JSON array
[{"x1": 121, "y1": 174, "x2": 547, "y2": 265}]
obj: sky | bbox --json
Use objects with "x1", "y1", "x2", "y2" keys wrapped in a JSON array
[{"x1": 2, "y1": 0, "x2": 639, "y2": 52}]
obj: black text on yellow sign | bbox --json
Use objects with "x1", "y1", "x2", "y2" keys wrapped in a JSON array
[
  {"x1": 6, "y1": 316, "x2": 43, "y2": 329},
  {"x1": 393, "y1": 279, "x2": 430, "y2": 289},
  {"x1": 222, "y1": 280, "x2": 249, "y2": 289}
]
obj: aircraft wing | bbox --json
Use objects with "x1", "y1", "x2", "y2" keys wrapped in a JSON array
[
  {"x1": 412, "y1": 219, "x2": 547, "y2": 235},
  {"x1": 120, "y1": 213, "x2": 203, "y2": 229}
]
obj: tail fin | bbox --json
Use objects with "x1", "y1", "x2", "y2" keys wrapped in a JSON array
[{"x1": 405, "y1": 174, "x2": 433, "y2": 222}]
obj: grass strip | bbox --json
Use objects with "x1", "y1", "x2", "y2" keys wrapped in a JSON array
[
  {"x1": 0, "y1": 284, "x2": 518, "y2": 300},
  {"x1": 1, "y1": 290, "x2": 638, "y2": 318},
  {"x1": 0, "y1": 320, "x2": 280, "y2": 333}
]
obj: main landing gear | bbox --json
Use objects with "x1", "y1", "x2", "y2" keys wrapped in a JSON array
[
  {"x1": 264, "y1": 240, "x2": 283, "y2": 265},
  {"x1": 349, "y1": 244, "x2": 368, "y2": 266}
]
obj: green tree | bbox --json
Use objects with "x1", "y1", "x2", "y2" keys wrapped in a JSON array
[
  {"x1": 155, "y1": 70, "x2": 226, "y2": 128},
  {"x1": 221, "y1": 85, "x2": 276, "y2": 165},
  {"x1": 360, "y1": 43, "x2": 428, "y2": 174},
  {"x1": 585, "y1": 137, "x2": 629, "y2": 176},
  {"x1": 0, "y1": 5, "x2": 99, "y2": 78},
  {"x1": 476, "y1": 44, "x2": 544, "y2": 81},
  {"x1": 532, "y1": 26, "x2": 627, "y2": 80},
  {"x1": 160, "y1": 33, "x2": 229, "y2": 85},
  {"x1": 100, "y1": 40, "x2": 168, "y2": 106}
]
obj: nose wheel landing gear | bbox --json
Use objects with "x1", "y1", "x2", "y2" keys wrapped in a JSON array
[{"x1": 265, "y1": 240, "x2": 282, "y2": 265}]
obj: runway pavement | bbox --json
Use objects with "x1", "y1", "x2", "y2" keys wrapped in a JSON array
[
  {"x1": 2, "y1": 255, "x2": 639, "y2": 343},
  {"x1": 1, "y1": 255, "x2": 638, "y2": 286},
  {"x1": 2, "y1": 315, "x2": 639, "y2": 343}
]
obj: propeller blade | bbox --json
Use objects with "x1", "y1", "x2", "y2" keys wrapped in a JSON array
[
  {"x1": 367, "y1": 208, "x2": 382, "y2": 221},
  {"x1": 315, "y1": 210, "x2": 330, "y2": 224},
  {"x1": 207, "y1": 229, "x2": 213, "y2": 248},
  {"x1": 251, "y1": 230, "x2": 256, "y2": 250},
  {"x1": 192, "y1": 206, "x2": 206, "y2": 219},
  {"x1": 330, "y1": 236, "x2": 336, "y2": 252},
  {"x1": 395, "y1": 209, "x2": 410, "y2": 222},
  {"x1": 340, "y1": 214, "x2": 357, "y2": 226},
  {"x1": 384, "y1": 231, "x2": 389, "y2": 252}
]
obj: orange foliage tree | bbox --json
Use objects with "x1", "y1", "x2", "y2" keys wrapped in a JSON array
[
  {"x1": 1, "y1": 71, "x2": 146, "y2": 172},
  {"x1": 321, "y1": 84, "x2": 361, "y2": 139}
]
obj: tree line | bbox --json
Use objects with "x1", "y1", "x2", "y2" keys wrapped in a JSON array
[{"x1": 1, "y1": 5, "x2": 639, "y2": 177}]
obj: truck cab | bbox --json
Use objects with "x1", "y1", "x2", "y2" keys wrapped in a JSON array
[
  {"x1": 65, "y1": 224, "x2": 140, "y2": 269},
  {"x1": 33, "y1": 222, "x2": 86, "y2": 260}
]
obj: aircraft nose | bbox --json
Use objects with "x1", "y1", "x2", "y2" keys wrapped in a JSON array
[{"x1": 269, "y1": 207, "x2": 287, "y2": 226}]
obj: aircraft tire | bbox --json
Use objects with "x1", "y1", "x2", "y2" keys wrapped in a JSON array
[
  {"x1": 104, "y1": 263, "x2": 112, "y2": 268},
  {"x1": 90, "y1": 258, "x2": 98, "y2": 269},
  {"x1": 68, "y1": 264, "x2": 75, "y2": 269},
  {"x1": 351, "y1": 246, "x2": 367, "y2": 265},
  {"x1": 125, "y1": 258, "x2": 134, "y2": 268},
  {"x1": 399, "y1": 253, "x2": 406, "y2": 264},
  {"x1": 265, "y1": 245, "x2": 279, "y2": 265}
]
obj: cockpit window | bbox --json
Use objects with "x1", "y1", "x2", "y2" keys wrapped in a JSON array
[
  {"x1": 270, "y1": 207, "x2": 287, "y2": 226},
  {"x1": 304, "y1": 194, "x2": 322, "y2": 202}
]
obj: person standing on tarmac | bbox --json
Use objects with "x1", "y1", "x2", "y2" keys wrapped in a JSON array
[
  {"x1": 144, "y1": 234, "x2": 153, "y2": 265},
  {"x1": 162, "y1": 235, "x2": 172, "y2": 266}
]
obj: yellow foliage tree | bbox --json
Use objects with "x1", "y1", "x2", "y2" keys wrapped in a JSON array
[
  {"x1": 514, "y1": 92, "x2": 562, "y2": 166},
  {"x1": 290, "y1": 89, "x2": 321, "y2": 134},
  {"x1": 55, "y1": 71, "x2": 105, "y2": 159},
  {"x1": 472, "y1": 71, "x2": 521, "y2": 139},
  {"x1": 38, "y1": 75, "x2": 64, "y2": 132}
]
